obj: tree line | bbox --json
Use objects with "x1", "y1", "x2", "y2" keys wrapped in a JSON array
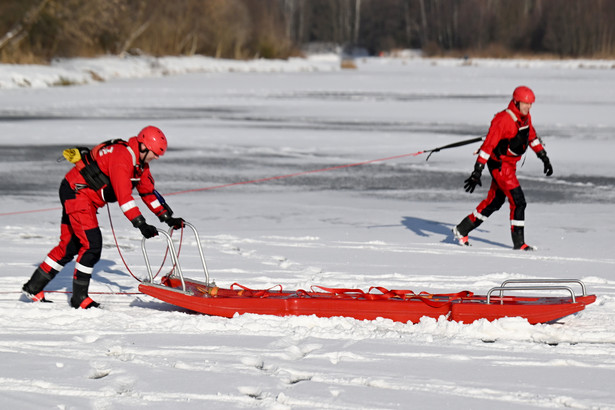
[{"x1": 1, "y1": 0, "x2": 614, "y2": 64}]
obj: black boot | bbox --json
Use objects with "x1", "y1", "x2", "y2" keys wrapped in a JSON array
[
  {"x1": 452, "y1": 216, "x2": 480, "y2": 246},
  {"x1": 22, "y1": 267, "x2": 55, "y2": 302},
  {"x1": 456, "y1": 216, "x2": 479, "y2": 236},
  {"x1": 512, "y1": 227, "x2": 535, "y2": 251},
  {"x1": 70, "y1": 278, "x2": 100, "y2": 309}
]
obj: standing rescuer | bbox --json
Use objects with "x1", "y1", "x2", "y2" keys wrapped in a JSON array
[
  {"x1": 452, "y1": 86, "x2": 553, "y2": 250},
  {"x1": 22, "y1": 126, "x2": 185, "y2": 308}
]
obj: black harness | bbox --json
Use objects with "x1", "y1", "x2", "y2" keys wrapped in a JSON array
[
  {"x1": 488, "y1": 109, "x2": 530, "y2": 170},
  {"x1": 75, "y1": 139, "x2": 135, "y2": 202},
  {"x1": 492, "y1": 125, "x2": 530, "y2": 159}
]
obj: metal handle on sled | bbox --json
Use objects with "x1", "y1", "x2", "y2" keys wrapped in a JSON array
[
  {"x1": 500, "y1": 279, "x2": 587, "y2": 296},
  {"x1": 141, "y1": 230, "x2": 186, "y2": 291},
  {"x1": 486, "y1": 286, "x2": 576, "y2": 304},
  {"x1": 167, "y1": 221, "x2": 210, "y2": 286},
  {"x1": 141, "y1": 222, "x2": 211, "y2": 292}
]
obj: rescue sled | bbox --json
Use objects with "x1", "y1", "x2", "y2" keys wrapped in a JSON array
[{"x1": 138, "y1": 224, "x2": 596, "y2": 325}]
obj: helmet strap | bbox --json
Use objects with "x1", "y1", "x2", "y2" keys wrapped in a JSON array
[{"x1": 138, "y1": 142, "x2": 149, "y2": 168}]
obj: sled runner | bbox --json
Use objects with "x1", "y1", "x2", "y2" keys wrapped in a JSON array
[{"x1": 138, "y1": 224, "x2": 596, "y2": 324}]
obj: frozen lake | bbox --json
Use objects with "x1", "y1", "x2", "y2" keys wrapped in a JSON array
[{"x1": 1, "y1": 56, "x2": 615, "y2": 409}]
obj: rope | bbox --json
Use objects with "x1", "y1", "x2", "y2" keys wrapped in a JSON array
[
  {"x1": 0, "y1": 206, "x2": 62, "y2": 217},
  {"x1": 106, "y1": 204, "x2": 183, "y2": 283},
  {"x1": 0, "y1": 151, "x2": 425, "y2": 216},
  {"x1": 1, "y1": 149, "x2": 430, "y2": 285},
  {"x1": 1, "y1": 141, "x2": 482, "y2": 288},
  {"x1": 2, "y1": 140, "x2": 484, "y2": 216},
  {"x1": 107, "y1": 204, "x2": 141, "y2": 282},
  {"x1": 1, "y1": 137, "x2": 487, "y2": 217},
  {"x1": 1, "y1": 290, "x2": 140, "y2": 296},
  {"x1": 165, "y1": 150, "x2": 426, "y2": 197}
]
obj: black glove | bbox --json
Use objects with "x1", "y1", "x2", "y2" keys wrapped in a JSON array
[
  {"x1": 131, "y1": 215, "x2": 158, "y2": 239},
  {"x1": 464, "y1": 162, "x2": 484, "y2": 193},
  {"x1": 537, "y1": 150, "x2": 553, "y2": 176},
  {"x1": 159, "y1": 212, "x2": 185, "y2": 230}
]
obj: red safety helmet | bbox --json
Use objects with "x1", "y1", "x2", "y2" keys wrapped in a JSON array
[
  {"x1": 137, "y1": 126, "x2": 167, "y2": 156},
  {"x1": 512, "y1": 86, "x2": 535, "y2": 104}
]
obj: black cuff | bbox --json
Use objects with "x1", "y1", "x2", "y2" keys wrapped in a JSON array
[
  {"x1": 537, "y1": 150, "x2": 548, "y2": 161},
  {"x1": 131, "y1": 215, "x2": 146, "y2": 228}
]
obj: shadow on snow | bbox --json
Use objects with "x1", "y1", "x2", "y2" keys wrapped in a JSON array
[{"x1": 401, "y1": 216, "x2": 509, "y2": 248}]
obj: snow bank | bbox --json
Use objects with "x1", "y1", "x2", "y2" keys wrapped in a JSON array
[
  {"x1": 0, "y1": 54, "x2": 341, "y2": 89},
  {"x1": 2, "y1": 53, "x2": 614, "y2": 90}
]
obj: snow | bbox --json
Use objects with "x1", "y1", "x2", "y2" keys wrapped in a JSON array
[
  {"x1": 0, "y1": 54, "x2": 341, "y2": 89},
  {"x1": 1, "y1": 54, "x2": 615, "y2": 409}
]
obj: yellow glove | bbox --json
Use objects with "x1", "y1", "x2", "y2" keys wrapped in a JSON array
[{"x1": 63, "y1": 148, "x2": 82, "y2": 164}]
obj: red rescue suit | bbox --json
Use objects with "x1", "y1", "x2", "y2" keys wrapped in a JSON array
[
  {"x1": 469, "y1": 100, "x2": 545, "y2": 228},
  {"x1": 41, "y1": 137, "x2": 167, "y2": 279}
]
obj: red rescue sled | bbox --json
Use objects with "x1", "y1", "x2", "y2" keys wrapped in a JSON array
[
  {"x1": 139, "y1": 277, "x2": 595, "y2": 324},
  {"x1": 138, "y1": 224, "x2": 596, "y2": 324}
]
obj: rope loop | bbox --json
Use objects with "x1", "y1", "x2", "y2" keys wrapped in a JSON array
[{"x1": 107, "y1": 204, "x2": 183, "y2": 283}]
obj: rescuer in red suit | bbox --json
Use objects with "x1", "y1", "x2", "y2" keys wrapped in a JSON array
[
  {"x1": 452, "y1": 86, "x2": 553, "y2": 250},
  {"x1": 22, "y1": 126, "x2": 185, "y2": 308}
]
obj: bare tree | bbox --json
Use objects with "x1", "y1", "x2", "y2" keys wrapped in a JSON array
[
  {"x1": 0, "y1": 0, "x2": 51, "y2": 53},
  {"x1": 3, "y1": 0, "x2": 615, "y2": 63}
]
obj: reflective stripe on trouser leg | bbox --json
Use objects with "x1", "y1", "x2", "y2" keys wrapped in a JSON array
[
  {"x1": 73, "y1": 225, "x2": 102, "y2": 269},
  {"x1": 471, "y1": 210, "x2": 487, "y2": 226},
  {"x1": 508, "y1": 186, "x2": 527, "y2": 225},
  {"x1": 73, "y1": 266, "x2": 92, "y2": 285},
  {"x1": 42, "y1": 257, "x2": 64, "y2": 273}
]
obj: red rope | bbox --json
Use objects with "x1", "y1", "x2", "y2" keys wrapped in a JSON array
[
  {"x1": 165, "y1": 150, "x2": 425, "y2": 196},
  {"x1": 0, "y1": 206, "x2": 62, "y2": 217},
  {"x1": 106, "y1": 205, "x2": 183, "y2": 283},
  {"x1": 1, "y1": 290, "x2": 141, "y2": 295},
  {"x1": 107, "y1": 204, "x2": 141, "y2": 282},
  {"x1": 2, "y1": 150, "x2": 427, "y2": 286},
  {"x1": 0, "y1": 150, "x2": 426, "y2": 217}
]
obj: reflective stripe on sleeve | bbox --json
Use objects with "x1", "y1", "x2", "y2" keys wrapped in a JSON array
[
  {"x1": 511, "y1": 219, "x2": 525, "y2": 227},
  {"x1": 478, "y1": 150, "x2": 490, "y2": 161},
  {"x1": 120, "y1": 200, "x2": 137, "y2": 213},
  {"x1": 530, "y1": 139, "x2": 541, "y2": 147}
]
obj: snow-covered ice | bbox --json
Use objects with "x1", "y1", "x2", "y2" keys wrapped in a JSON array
[{"x1": 1, "y1": 55, "x2": 614, "y2": 409}]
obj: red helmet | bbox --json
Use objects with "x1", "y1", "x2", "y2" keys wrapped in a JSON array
[
  {"x1": 137, "y1": 126, "x2": 167, "y2": 156},
  {"x1": 512, "y1": 86, "x2": 535, "y2": 103}
]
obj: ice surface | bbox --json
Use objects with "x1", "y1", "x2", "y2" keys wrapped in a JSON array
[{"x1": 1, "y1": 55, "x2": 614, "y2": 409}]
